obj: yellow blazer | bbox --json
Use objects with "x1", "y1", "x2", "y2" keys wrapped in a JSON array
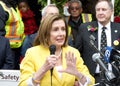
[{"x1": 19, "y1": 45, "x2": 95, "y2": 86}]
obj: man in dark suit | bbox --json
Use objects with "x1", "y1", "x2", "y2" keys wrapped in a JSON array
[
  {"x1": 75, "y1": 0, "x2": 120, "y2": 85},
  {"x1": 0, "y1": 36, "x2": 14, "y2": 69}
]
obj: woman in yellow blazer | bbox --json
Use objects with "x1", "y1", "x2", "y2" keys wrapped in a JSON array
[{"x1": 19, "y1": 14, "x2": 95, "y2": 86}]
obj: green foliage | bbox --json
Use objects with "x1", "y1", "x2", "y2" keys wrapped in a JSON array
[
  {"x1": 114, "y1": 0, "x2": 120, "y2": 16},
  {"x1": 38, "y1": 0, "x2": 47, "y2": 8},
  {"x1": 37, "y1": 0, "x2": 120, "y2": 16},
  {"x1": 37, "y1": 0, "x2": 67, "y2": 14}
]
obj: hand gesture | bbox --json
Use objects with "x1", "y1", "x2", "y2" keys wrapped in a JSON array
[
  {"x1": 42, "y1": 55, "x2": 58, "y2": 72},
  {"x1": 59, "y1": 51, "x2": 78, "y2": 76}
]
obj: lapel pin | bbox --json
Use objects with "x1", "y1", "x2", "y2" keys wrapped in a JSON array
[
  {"x1": 113, "y1": 39, "x2": 119, "y2": 46},
  {"x1": 114, "y1": 30, "x2": 118, "y2": 33}
]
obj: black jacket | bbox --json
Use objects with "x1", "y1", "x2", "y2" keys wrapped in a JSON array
[{"x1": 0, "y1": 36, "x2": 14, "y2": 69}]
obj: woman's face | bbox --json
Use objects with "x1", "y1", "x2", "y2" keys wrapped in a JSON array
[{"x1": 49, "y1": 19, "x2": 66, "y2": 47}]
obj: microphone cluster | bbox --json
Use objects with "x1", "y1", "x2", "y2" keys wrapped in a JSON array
[
  {"x1": 89, "y1": 34, "x2": 120, "y2": 63},
  {"x1": 89, "y1": 34, "x2": 120, "y2": 84},
  {"x1": 92, "y1": 53, "x2": 116, "y2": 82}
]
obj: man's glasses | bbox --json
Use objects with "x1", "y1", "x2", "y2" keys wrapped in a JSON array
[{"x1": 70, "y1": 7, "x2": 80, "y2": 10}]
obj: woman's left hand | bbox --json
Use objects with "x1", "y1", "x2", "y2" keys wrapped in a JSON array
[
  {"x1": 59, "y1": 51, "x2": 87, "y2": 85},
  {"x1": 59, "y1": 51, "x2": 78, "y2": 75}
]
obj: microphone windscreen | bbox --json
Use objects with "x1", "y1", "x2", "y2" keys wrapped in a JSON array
[
  {"x1": 92, "y1": 53, "x2": 100, "y2": 62},
  {"x1": 49, "y1": 45, "x2": 56, "y2": 76},
  {"x1": 49, "y1": 45, "x2": 56, "y2": 54}
]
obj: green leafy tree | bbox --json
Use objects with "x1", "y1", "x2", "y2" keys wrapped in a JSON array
[{"x1": 114, "y1": 0, "x2": 120, "y2": 16}]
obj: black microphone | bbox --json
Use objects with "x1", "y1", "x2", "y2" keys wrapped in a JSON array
[
  {"x1": 49, "y1": 45, "x2": 56, "y2": 75},
  {"x1": 89, "y1": 34, "x2": 104, "y2": 57},
  {"x1": 92, "y1": 53, "x2": 116, "y2": 81},
  {"x1": 113, "y1": 55, "x2": 120, "y2": 61},
  {"x1": 111, "y1": 49, "x2": 120, "y2": 61}
]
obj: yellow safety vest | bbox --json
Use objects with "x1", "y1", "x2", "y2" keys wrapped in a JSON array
[
  {"x1": 68, "y1": 13, "x2": 92, "y2": 40},
  {"x1": 81, "y1": 13, "x2": 92, "y2": 23},
  {"x1": 0, "y1": 1, "x2": 25, "y2": 48}
]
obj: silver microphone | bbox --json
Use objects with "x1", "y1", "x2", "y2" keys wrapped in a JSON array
[{"x1": 92, "y1": 53, "x2": 116, "y2": 81}]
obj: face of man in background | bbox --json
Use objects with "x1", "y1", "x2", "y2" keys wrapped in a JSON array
[
  {"x1": 95, "y1": 1, "x2": 113, "y2": 25},
  {"x1": 42, "y1": 6, "x2": 59, "y2": 21},
  {"x1": 46, "y1": 7, "x2": 59, "y2": 15},
  {"x1": 68, "y1": 2, "x2": 82, "y2": 18}
]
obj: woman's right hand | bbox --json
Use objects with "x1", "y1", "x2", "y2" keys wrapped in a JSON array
[
  {"x1": 43, "y1": 55, "x2": 58, "y2": 72},
  {"x1": 32, "y1": 55, "x2": 58, "y2": 83}
]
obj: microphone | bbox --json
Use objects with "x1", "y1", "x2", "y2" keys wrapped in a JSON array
[
  {"x1": 113, "y1": 55, "x2": 120, "y2": 61},
  {"x1": 49, "y1": 45, "x2": 56, "y2": 55},
  {"x1": 49, "y1": 45, "x2": 56, "y2": 75},
  {"x1": 92, "y1": 53, "x2": 116, "y2": 82},
  {"x1": 89, "y1": 34, "x2": 96, "y2": 42},
  {"x1": 104, "y1": 46, "x2": 112, "y2": 63},
  {"x1": 104, "y1": 46, "x2": 120, "y2": 79},
  {"x1": 89, "y1": 34, "x2": 104, "y2": 57},
  {"x1": 92, "y1": 53, "x2": 108, "y2": 71},
  {"x1": 104, "y1": 46, "x2": 120, "y2": 62}
]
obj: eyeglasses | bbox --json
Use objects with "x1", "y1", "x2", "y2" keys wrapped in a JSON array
[{"x1": 69, "y1": 7, "x2": 80, "y2": 10}]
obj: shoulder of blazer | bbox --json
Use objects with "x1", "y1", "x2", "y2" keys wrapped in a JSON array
[
  {"x1": 111, "y1": 22, "x2": 120, "y2": 27},
  {"x1": 111, "y1": 22, "x2": 120, "y2": 32},
  {"x1": 79, "y1": 21, "x2": 98, "y2": 31}
]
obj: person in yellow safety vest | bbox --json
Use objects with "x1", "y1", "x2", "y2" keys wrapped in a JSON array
[
  {"x1": 66, "y1": 0, "x2": 93, "y2": 46},
  {"x1": 0, "y1": 0, "x2": 25, "y2": 69}
]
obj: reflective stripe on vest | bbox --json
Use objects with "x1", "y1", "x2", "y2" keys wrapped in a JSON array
[
  {"x1": 68, "y1": 26, "x2": 71, "y2": 36},
  {"x1": 0, "y1": 1, "x2": 25, "y2": 48},
  {"x1": 68, "y1": 26, "x2": 73, "y2": 40},
  {"x1": 81, "y1": 13, "x2": 92, "y2": 23}
]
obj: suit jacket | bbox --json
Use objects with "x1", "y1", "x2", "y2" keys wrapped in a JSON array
[
  {"x1": 75, "y1": 21, "x2": 120, "y2": 76},
  {"x1": 19, "y1": 45, "x2": 95, "y2": 86},
  {"x1": 0, "y1": 36, "x2": 14, "y2": 69}
]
